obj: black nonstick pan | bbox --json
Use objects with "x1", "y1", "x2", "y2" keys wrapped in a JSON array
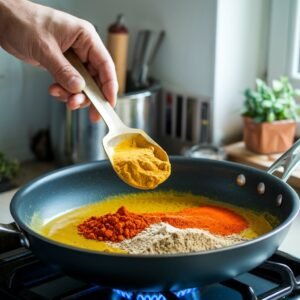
[{"x1": 1, "y1": 141, "x2": 300, "y2": 292}]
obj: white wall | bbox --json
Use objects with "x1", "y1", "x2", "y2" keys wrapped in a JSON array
[
  {"x1": 59, "y1": 0, "x2": 270, "y2": 145},
  {"x1": 212, "y1": 0, "x2": 270, "y2": 145},
  {"x1": 0, "y1": 50, "x2": 52, "y2": 160},
  {"x1": 54, "y1": 0, "x2": 217, "y2": 97},
  {"x1": 0, "y1": 0, "x2": 55, "y2": 160}
]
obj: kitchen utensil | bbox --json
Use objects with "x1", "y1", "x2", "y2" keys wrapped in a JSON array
[
  {"x1": 50, "y1": 79, "x2": 161, "y2": 164},
  {"x1": 130, "y1": 30, "x2": 152, "y2": 87},
  {"x1": 184, "y1": 101, "x2": 225, "y2": 160},
  {"x1": 1, "y1": 140, "x2": 300, "y2": 291},
  {"x1": 65, "y1": 50, "x2": 168, "y2": 186},
  {"x1": 107, "y1": 14, "x2": 129, "y2": 95},
  {"x1": 184, "y1": 144, "x2": 225, "y2": 160},
  {"x1": 140, "y1": 30, "x2": 165, "y2": 86}
]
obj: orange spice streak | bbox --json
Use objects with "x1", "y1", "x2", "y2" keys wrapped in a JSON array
[
  {"x1": 78, "y1": 205, "x2": 248, "y2": 242},
  {"x1": 145, "y1": 205, "x2": 248, "y2": 235}
]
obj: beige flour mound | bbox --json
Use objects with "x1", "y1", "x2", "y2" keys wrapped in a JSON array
[{"x1": 108, "y1": 222, "x2": 248, "y2": 254}]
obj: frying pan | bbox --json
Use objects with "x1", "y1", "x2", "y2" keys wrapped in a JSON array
[{"x1": 1, "y1": 141, "x2": 300, "y2": 292}]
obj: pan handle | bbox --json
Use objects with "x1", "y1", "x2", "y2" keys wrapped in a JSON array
[
  {"x1": 267, "y1": 139, "x2": 300, "y2": 182},
  {"x1": 0, "y1": 222, "x2": 30, "y2": 248}
]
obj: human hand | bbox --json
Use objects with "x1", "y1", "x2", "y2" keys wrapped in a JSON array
[{"x1": 0, "y1": 0, "x2": 118, "y2": 122}]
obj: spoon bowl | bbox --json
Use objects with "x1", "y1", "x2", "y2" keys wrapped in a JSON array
[
  {"x1": 65, "y1": 50, "x2": 170, "y2": 188},
  {"x1": 103, "y1": 128, "x2": 165, "y2": 159}
]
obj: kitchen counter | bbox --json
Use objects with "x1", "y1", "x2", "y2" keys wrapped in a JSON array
[
  {"x1": 0, "y1": 160, "x2": 57, "y2": 222},
  {"x1": 0, "y1": 160, "x2": 58, "y2": 221},
  {"x1": 10, "y1": 160, "x2": 57, "y2": 187},
  {"x1": 225, "y1": 141, "x2": 300, "y2": 189},
  {"x1": 0, "y1": 161, "x2": 58, "y2": 223}
]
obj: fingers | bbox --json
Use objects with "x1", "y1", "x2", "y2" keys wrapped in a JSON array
[
  {"x1": 72, "y1": 27, "x2": 118, "y2": 107},
  {"x1": 48, "y1": 83, "x2": 70, "y2": 101},
  {"x1": 49, "y1": 83, "x2": 100, "y2": 122},
  {"x1": 41, "y1": 45, "x2": 86, "y2": 94},
  {"x1": 67, "y1": 93, "x2": 90, "y2": 110},
  {"x1": 49, "y1": 83, "x2": 91, "y2": 109},
  {"x1": 45, "y1": 21, "x2": 118, "y2": 121},
  {"x1": 101, "y1": 77, "x2": 118, "y2": 108},
  {"x1": 89, "y1": 105, "x2": 101, "y2": 123},
  {"x1": 89, "y1": 48, "x2": 118, "y2": 107}
]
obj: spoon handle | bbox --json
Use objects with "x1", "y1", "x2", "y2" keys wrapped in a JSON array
[{"x1": 65, "y1": 50, "x2": 125, "y2": 133}]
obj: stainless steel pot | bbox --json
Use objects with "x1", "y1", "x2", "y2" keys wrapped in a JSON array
[{"x1": 50, "y1": 81, "x2": 161, "y2": 164}]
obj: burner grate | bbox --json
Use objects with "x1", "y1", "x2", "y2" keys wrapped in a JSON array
[{"x1": 0, "y1": 248, "x2": 300, "y2": 300}]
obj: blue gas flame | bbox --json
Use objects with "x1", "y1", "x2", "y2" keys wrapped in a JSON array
[{"x1": 112, "y1": 287, "x2": 198, "y2": 299}]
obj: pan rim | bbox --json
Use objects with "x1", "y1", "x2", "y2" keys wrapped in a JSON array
[{"x1": 10, "y1": 157, "x2": 300, "y2": 259}]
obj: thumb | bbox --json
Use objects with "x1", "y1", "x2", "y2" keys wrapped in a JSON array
[{"x1": 41, "y1": 48, "x2": 85, "y2": 94}]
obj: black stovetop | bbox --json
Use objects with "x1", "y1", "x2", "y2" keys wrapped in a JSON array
[{"x1": 0, "y1": 245, "x2": 300, "y2": 300}]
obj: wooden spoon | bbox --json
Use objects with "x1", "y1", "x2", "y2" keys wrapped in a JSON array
[{"x1": 65, "y1": 50, "x2": 170, "y2": 189}]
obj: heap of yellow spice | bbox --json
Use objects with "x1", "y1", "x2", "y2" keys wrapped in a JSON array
[{"x1": 112, "y1": 134, "x2": 171, "y2": 189}]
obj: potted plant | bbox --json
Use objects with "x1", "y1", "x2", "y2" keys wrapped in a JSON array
[
  {"x1": 0, "y1": 152, "x2": 19, "y2": 191},
  {"x1": 242, "y1": 76, "x2": 300, "y2": 154}
]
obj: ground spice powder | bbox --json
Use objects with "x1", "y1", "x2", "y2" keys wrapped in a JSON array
[
  {"x1": 145, "y1": 205, "x2": 248, "y2": 235},
  {"x1": 78, "y1": 205, "x2": 248, "y2": 242},
  {"x1": 112, "y1": 134, "x2": 171, "y2": 190},
  {"x1": 109, "y1": 222, "x2": 249, "y2": 254},
  {"x1": 78, "y1": 206, "x2": 150, "y2": 242}
]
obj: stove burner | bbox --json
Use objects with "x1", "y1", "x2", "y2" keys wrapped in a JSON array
[
  {"x1": 0, "y1": 248, "x2": 300, "y2": 299},
  {"x1": 113, "y1": 287, "x2": 198, "y2": 300}
]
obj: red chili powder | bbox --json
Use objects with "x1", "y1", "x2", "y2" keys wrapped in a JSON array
[{"x1": 78, "y1": 206, "x2": 150, "y2": 242}]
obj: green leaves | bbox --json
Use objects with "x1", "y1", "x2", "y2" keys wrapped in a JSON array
[
  {"x1": 242, "y1": 76, "x2": 300, "y2": 123},
  {"x1": 272, "y1": 79, "x2": 283, "y2": 92},
  {"x1": 0, "y1": 152, "x2": 19, "y2": 181},
  {"x1": 267, "y1": 111, "x2": 275, "y2": 122}
]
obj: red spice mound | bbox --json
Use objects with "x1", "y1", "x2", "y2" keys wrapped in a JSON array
[
  {"x1": 78, "y1": 206, "x2": 150, "y2": 242},
  {"x1": 78, "y1": 205, "x2": 249, "y2": 242}
]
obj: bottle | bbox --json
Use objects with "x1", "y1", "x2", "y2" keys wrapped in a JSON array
[{"x1": 107, "y1": 14, "x2": 129, "y2": 95}]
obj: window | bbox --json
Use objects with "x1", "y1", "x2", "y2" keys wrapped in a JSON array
[
  {"x1": 268, "y1": 0, "x2": 300, "y2": 87},
  {"x1": 291, "y1": 0, "x2": 300, "y2": 79}
]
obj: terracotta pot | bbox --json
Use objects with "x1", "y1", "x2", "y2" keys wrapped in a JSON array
[{"x1": 243, "y1": 117, "x2": 296, "y2": 154}]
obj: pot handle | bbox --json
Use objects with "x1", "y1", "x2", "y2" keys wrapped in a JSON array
[
  {"x1": 267, "y1": 139, "x2": 300, "y2": 182},
  {"x1": 0, "y1": 222, "x2": 30, "y2": 248}
]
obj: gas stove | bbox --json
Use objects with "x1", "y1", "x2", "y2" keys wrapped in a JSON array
[{"x1": 0, "y1": 245, "x2": 300, "y2": 300}]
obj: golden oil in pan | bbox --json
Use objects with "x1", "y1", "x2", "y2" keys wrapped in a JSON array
[{"x1": 34, "y1": 191, "x2": 277, "y2": 253}]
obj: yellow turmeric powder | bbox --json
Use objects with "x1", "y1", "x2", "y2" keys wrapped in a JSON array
[{"x1": 112, "y1": 134, "x2": 171, "y2": 189}]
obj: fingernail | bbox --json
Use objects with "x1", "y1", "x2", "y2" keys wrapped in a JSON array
[
  {"x1": 67, "y1": 76, "x2": 85, "y2": 92},
  {"x1": 77, "y1": 96, "x2": 85, "y2": 105},
  {"x1": 51, "y1": 90, "x2": 60, "y2": 97}
]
